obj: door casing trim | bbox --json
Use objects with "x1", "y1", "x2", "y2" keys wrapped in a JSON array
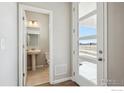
[{"x1": 18, "y1": 4, "x2": 54, "y2": 86}]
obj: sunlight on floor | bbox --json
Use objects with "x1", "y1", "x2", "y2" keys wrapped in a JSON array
[{"x1": 79, "y1": 61, "x2": 97, "y2": 84}]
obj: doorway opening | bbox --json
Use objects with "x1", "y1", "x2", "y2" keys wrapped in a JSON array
[
  {"x1": 26, "y1": 11, "x2": 49, "y2": 86},
  {"x1": 18, "y1": 4, "x2": 53, "y2": 86}
]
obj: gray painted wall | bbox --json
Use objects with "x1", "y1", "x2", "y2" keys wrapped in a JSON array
[
  {"x1": 107, "y1": 3, "x2": 124, "y2": 86},
  {"x1": 0, "y1": 3, "x2": 17, "y2": 86}
]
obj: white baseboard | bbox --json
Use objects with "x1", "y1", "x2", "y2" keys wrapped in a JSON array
[
  {"x1": 52, "y1": 77, "x2": 72, "y2": 84},
  {"x1": 27, "y1": 65, "x2": 44, "y2": 70}
]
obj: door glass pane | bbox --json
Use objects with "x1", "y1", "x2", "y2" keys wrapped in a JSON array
[
  {"x1": 79, "y1": 15, "x2": 97, "y2": 58},
  {"x1": 78, "y1": 3, "x2": 97, "y2": 85},
  {"x1": 79, "y1": 2, "x2": 96, "y2": 18}
]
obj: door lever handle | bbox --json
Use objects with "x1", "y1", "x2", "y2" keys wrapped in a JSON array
[{"x1": 98, "y1": 58, "x2": 103, "y2": 61}]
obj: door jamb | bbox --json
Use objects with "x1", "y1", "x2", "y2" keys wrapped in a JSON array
[
  {"x1": 18, "y1": 4, "x2": 54, "y2": 86},
  {"x1": 71, "y1": 2, "x2": 78, "y2": 82},
  {"x1": 103, "y1": 2, "x2": 108, "y2": 86}
]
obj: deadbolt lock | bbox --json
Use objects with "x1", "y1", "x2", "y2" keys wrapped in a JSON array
[{"x1": 98, "y1": 58, "x2": 103, "y2": 61}]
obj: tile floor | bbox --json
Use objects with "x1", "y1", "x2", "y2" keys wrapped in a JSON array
[{"x1": 26, "y1": 66, "x2": 49, "y2": 86}]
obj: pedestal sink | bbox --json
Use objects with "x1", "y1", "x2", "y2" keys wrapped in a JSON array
[{"x1": 27, "y1": 49, "x2": 41, "y2": 71}]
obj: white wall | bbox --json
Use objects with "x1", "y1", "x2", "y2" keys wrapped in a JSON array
[
  {"x1": 107, "y1": 3, "x2": 124, "y2": 86},
  {"x1": 20, "y1": 2, "x2": 72, "y2": 81},
  {"x1": 0, "y1": 3, "x2": 17, "y2": 86},
  {"x1": 26, "y1": 11, "x2": 49, "y2": 68}
]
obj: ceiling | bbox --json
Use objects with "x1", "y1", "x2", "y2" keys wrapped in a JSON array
[{"x1": 79, "y1": 2, "x2": 96, "y2": 28}]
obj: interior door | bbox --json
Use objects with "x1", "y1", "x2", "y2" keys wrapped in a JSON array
[
  {"x1": 73, "y1": 2, "x2": 104, "y2": 86},
  {"x1": 23, "y1": 11, "x2": 27, "y2": 86}
]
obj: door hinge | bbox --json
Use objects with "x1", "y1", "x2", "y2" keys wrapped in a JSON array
[
  {"x1": 73, "y1": 50, "x2": 75, "y2": 54},
  {"x1": 73, "y1": 72, "x2": 75, "y2": 76},
  {"x1": 73, "y1": 29, "x2": 75, "y2": 33},
  {"x1": 23, "y1": 45, "x2": 24, "y2": 48},
  {"x1": 23, "y1": 73, "x2": 25, "y2": 77},
  {"x1": 73, "y1": 7, "x2": 75, "y2": 11},
  {"x1": 22, "y1": 16, "x2": 25, "y2": 20}
]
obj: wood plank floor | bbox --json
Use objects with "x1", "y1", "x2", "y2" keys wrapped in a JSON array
[{"x1": 37, "y1": 80, "x2": 79, "y2": 86}]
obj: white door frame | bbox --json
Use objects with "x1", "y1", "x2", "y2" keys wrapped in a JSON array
[
  {"x1": 71, "y1": 2, "x2": 108, "y2": 86},
  {"x1": 18, "y1": 4, "x2": 54, "y2": 86}
]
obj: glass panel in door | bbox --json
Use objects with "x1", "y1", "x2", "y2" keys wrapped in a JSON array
[{"x1": 78, "y1": 2, "x2": 97, "y2": 85}]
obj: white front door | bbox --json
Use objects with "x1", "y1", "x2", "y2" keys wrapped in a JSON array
[
  {"x1": 22, "y1": 11, "x2": 27, "y2": 86},
  {"x1": 73, "y1": 3, "x2": 105, "y2": 86}
]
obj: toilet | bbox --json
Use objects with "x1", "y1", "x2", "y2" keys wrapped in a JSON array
[{"x1": 45, "y1": 52, "x2": 49, "y2": 64}]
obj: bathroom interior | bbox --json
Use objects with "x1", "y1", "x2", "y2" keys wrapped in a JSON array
[{"x1": 25, "y1": 10, "x2": 49, "y2": 86}]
